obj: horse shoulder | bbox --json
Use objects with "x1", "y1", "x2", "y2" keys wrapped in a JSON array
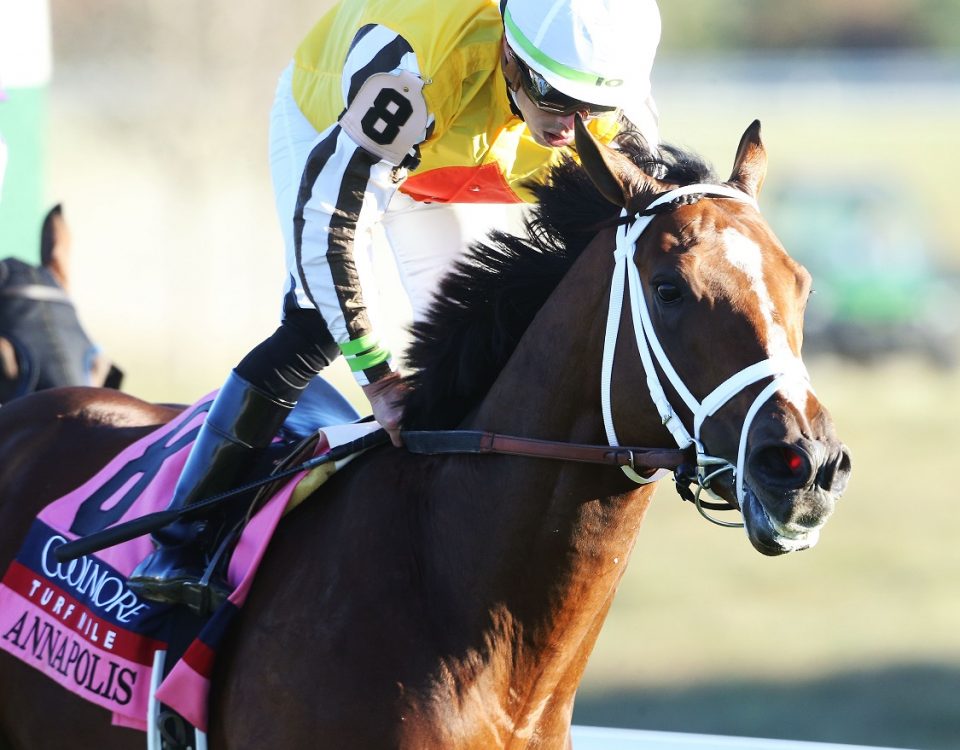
[{"x1": 0, "y1": 386, "x2": 178, "y2": 436}]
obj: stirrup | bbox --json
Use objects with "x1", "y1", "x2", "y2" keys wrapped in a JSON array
[
  {"x1": 130, "y1": 527, "x2": 235, "y2": 616},
  {"x1": 191, "y1": 525, "x2": 238, "y2": 616},
  {"x1": 171, "y1": 527, "x2": 237, "y2": 617}
]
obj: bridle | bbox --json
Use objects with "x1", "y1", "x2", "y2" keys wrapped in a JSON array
[
  {"x1": 404, "y1": 182, "x2": 812, "y2": 529},
  {"x1": 603, "y1": 183, "x2": 811, "y2": 526}
]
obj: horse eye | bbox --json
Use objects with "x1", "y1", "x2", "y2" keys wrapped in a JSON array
[{"x1": 656, "y1": 282, "x2": 682, "y2": 304}]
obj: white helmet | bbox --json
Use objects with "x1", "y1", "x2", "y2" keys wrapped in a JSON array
[{"x1": 503, "y1": 0, "x2": 661, "y2": 133}]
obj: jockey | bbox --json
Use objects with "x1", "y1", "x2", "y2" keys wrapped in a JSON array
[{"x1": 128, "y1": 0, "x2": 662, "y2": 610}]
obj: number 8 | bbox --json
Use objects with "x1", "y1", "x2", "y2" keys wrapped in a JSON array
[{"x1": 360, "y1": 89, "x2": 414, "y2": 146}]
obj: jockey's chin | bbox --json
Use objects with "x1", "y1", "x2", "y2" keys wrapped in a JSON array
[
  {"x1": 539, "y1": 129, "x2": 576, "y2": 148},
  {"x1": 512, "y1": 90, "x2": 578, "y2": 148},
  {"x1": 525, "y1": 118, "x2": 576, "y2": 149}
]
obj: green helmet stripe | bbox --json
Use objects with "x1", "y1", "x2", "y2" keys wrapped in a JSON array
[{"x1": 504, "y1": 7, "x2": 598, "y2": 86}]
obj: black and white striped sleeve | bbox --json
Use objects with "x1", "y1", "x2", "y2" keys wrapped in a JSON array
[{"x1": 292, "y1": 25, "x2": 433, "y2": 386}]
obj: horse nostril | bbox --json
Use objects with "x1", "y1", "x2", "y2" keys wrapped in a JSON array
[
  {"x1": 750, "y1": 445, "x2": 811, "y2": 488},
  {"x1": 816, "y1": 446, "x2": 852, "y2": 495},
  {"x1": 783, "y1": 447, "x2": 804, "y2": 474}
]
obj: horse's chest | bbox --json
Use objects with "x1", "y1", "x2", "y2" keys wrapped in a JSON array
[{"x1": 398, "y1": 677, "x2": 565, "y2": 749}]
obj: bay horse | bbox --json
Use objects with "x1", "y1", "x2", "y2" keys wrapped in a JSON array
[{"x1": 0, "y1": 120, "x2": 850, "y2": 749}]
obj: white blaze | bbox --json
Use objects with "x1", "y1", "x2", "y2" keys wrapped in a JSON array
[{"x1": 721, "y1": 228, "x2": 810, "y2": 411}]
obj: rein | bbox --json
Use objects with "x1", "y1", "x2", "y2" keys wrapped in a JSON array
[{"x1": 402, "y1": 429, "x2": 691, "y2": 475}]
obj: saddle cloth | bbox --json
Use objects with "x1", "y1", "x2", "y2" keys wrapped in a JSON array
[{"x1": 0, "y1": 384, "x2": 377, "y2": 732}]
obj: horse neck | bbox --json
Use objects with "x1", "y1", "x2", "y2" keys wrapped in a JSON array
[
  {"x1": 421, "y1": 233, "x2": 663, "y2": 738},
  {"x1": 470, "y1": 228, "x2": 666, "y2": 446}
]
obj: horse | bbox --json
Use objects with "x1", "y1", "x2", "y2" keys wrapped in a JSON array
[
  {"x1": 0, "y1": 119, "x2": 850, "y2": 749},
  {"x1": 0, "y1": 204, "x2": 123, "y2": 403}
]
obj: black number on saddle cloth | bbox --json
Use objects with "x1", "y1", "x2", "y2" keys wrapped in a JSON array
[
  {"x1": 68, "y1": 402, "x2": 211, "y2": 537},
  {"x1": 360, "y1": 88, "x2": 414, "y2": 145}
]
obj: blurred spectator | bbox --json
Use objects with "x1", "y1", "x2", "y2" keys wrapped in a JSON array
[{"x1": 0, "y1": 204, "x2": 123, "y2": 402}]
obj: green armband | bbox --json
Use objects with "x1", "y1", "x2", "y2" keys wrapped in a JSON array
[{"x1": 340, "y1": 334, "x2": 391, "y2": 373}]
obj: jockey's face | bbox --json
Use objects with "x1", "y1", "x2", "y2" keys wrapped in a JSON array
[
  {"x1": 513, "y1": 86, "x2": 581, "y2": 148},
  {"x1": 501, "y1": 41, "x2": 613, "y2": 149}
]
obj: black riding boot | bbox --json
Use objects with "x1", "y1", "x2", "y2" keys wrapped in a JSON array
[{"x1": 127, "y1": 371, "x2": 294, "y2": 613}]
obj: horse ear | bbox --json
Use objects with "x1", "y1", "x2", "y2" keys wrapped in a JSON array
[
  {"x1": 574, "y1": 115, "x2": 637, "y2": 208},
  {"x1": 40, "y1": 203, "x2": 71, "y2": 291},
  {"x1": 0, "y1": 337, "x2": 19, "y2": 381},
  {"x1": 728, "y1": 120, "x2": 768, "y2": 199}
]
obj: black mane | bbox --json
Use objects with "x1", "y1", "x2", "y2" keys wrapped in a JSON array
[{"x1": 401, "y1": 131, "x2": 717, "y2": 429}]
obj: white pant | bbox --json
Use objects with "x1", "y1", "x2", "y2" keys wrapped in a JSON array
[{"x1": 268, "y1": 63, "x2": 525, "y2": 363}]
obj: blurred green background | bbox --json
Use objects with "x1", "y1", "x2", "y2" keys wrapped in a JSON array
[{"x1": 9, "y1": 1, "x2": 960, "y2": 748}]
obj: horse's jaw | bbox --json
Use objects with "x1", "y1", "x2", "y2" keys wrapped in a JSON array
[
  {"x1": 704, "y1": 473, "x2": 835, "y2": 557},
  {"x1": 739, "y1": 484, "x2": 824, "y2": 556}
]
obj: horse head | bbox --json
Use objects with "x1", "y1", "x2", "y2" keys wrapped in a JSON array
[
  {"x1": 0, "y1": 205, "x2": 122, "y2": 402},
  {"x1": 575, "y1": 118, "x2": 851, "y2": 556}
]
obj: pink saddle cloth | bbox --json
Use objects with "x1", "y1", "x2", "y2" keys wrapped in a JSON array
[{"x1": 0, "y1": 391, "x2": 377, "y2": 732}]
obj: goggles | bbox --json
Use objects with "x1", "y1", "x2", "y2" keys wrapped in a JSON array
[{"x1": 511, "y1": 50, "x2": 618, "y2": 118}]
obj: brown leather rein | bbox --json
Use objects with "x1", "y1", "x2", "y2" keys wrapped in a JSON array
[
  {"x1": 401, "y1": 429, "x2": 740, "y2": 514},
  {"x1": 402, "y1": 429, "x2": 692, "y2": 477},
  {"x1": 55, "y1": 423, "x2": 733, "y2": 566}
]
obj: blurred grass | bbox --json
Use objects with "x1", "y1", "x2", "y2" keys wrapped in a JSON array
[
  {"x1": 650, "y1": 69, "x2": 960, "y2": 266},
  {"x1": 574, "y1": 665, "x2": 960, "y2": 749},
  {"x1": 582, "y1": 82, "x2": 960, "y2": 749},
  {"x1": 576, "y1": 357, "x2": 960, "y2": 748}
]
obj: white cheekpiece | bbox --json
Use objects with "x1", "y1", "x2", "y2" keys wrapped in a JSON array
[{"x1": 339, "y1": 70, "x2": 430, "y2": 166}]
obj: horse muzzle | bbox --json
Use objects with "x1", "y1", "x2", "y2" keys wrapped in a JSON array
[{"x1": 737, "y1": 438, "x2": 852, "y2": 556}]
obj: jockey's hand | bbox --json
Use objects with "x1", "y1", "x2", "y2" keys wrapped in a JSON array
[{"x1": 361, "y1": 371, "x2": 407, "y2": 448}]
